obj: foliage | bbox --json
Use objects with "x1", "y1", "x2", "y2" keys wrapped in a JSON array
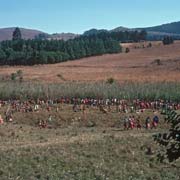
[
  {"x1": 154, "y1": 109, "x2": 180, "y2": 162},
  {"x1": 163, "y1": 36, "x2": 174, "y2": 45},
  {"x1": 0, "y1": 30, "x2": 148, "y2": 66},
  {"x1": 125, "y1": 47, "x2": 130, "y2": 53},
  {"x1": 10, "y1": 70, "x2": 23, "y2": 82},
  {"x1": 12, "y1": 27, "x2": 22, "y2": 41},
  {"x1": 153, "y1": 59, "x2": 162, "y2": 66},
  {"x1": 0, "y1": 36, "x2": 121, "y2": 65},
  {"x1": 0, "y1": 81, "x2": 180, "y2": 101},
  {"x1": 147, "y1": 42, "x2": 152, "y2": 48},
  {"x1": 16, "y1": 70, "x2": 23, "y2": 77},
  {"x1": 84, "y1": 29, "x2": 147, "y2": 42},
  {"x1": 10, "y1": 73, "x2": 17, "y2": 81},
  {"x1": 106, "y1": 77, "x2": 115, "y2": 84}
]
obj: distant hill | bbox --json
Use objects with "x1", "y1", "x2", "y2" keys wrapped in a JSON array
[
  {"x1": 49, "y1": 33, "x2": 79, "y2": 41},
  {"x1": 111, "y1": 21, "x2": 180, "y2": 40},
  {"x1": 142, "y1": 21, "x2": 180, "y2": 34},
  {"x1": 0, "y1": 27, "x2": 46, "y2": 41},
  {"x1": 85, "y1": 21, "x2": 180, "y2": 40},
  {"x1": 110, "y1": 26, "x2": 130, "y2": 32},
  {"x1": 83, "y1": 29, "x2": 108, "y2": 36},
  {"x1": 1, "y1": 21, "x2": 180, "y2": 42},
  {"x1": 0, "y1": 27, "x2": 78, "y2": 41}
]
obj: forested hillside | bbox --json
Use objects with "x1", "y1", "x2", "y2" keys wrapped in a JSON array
[{"x1": 0, "y1": 28, "x2": 146, "y2": 65}]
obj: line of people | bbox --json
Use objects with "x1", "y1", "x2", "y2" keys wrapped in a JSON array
[
  {"x1": 123, "y1": 115, "x2": 159, "y2": 130},
  {"x1": 0, "y1": 98, "x2": 180, "y2": 112}
]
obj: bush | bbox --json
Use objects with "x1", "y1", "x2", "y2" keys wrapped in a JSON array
[
  {"x1": 16, "y1": 70, "x2": 23, "y2": 77},
  {"x1": 163, "y1": 36, "x2": 174, "y2": 45},
  {"x1": 147, "y1": 43, "x2": 152, "y2": 48},
  {"x1": 10, "y1": 70, "x2": 23, "y2": 82},
  {"x1": 125, "y1": 48, "x2": 130, "y2": 53},
  {"x1": 11, "y1": 73, "x2": 17, "y2": 81},
  {"x1": 153, "y1": 59, "x2": 162, "y2": 66},
  {"x1": 106, "y1": 78, "x2": 115, "y2": 84},
  {"x1": 154, "y1": 109, "x2": 180, "y2": 162}
]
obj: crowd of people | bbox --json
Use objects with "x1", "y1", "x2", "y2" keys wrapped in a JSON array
[
  {"x1": 123, "y1": 115, "x2": 159, "y2": 130},
  {"x1": 0, "y1": 97, "x2": 179, "y2": 129}
]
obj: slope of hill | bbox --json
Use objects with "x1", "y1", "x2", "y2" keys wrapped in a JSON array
[
  {"x1": 143, "y1": 21, "x2": 180, "y2": 34},
  {"x1": 0, "y1": 27, "x2": 78, "y2": 41},
  {"x1": 112, "y1": 22, "x2": 180, "y2": 40},
  {"x1": 0, "y1": 41, "x2": 180, "y2": 83},
  {"x1": 1, "y1": 21, "x2": 180, "y2": 42},
  {"x1": 83, "y1": 29, "x2": 108, "y2": 36},
  {"x1": 0, "y1": 27, "x2": 46, "y2": 41},
  {"x1": 110, "y1": 26, "x2": 130, "y2": 32},
  {"x1": 49, "y1": 33, "x2": 79, "y2": 40}
]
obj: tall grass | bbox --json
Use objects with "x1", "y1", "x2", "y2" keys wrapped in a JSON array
[{"x1": 0, "y1": 81, "x2": 180, "y2": 101}]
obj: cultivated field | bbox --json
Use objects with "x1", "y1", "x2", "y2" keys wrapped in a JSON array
[{"x1": 0, "y1": 41, "x2": 180, "y2": 83}]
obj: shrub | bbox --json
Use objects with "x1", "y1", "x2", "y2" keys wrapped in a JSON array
[
  {"x1": 147, "y1": 43, "x2": 152, "y2": 48},
  {"x1": 106, "y1": 78, "x2": 115, "y2": 84},
  {"x1": 153, "y1": 59, "x2": 162, "y2": 66},
  {"x1": 163, "y1": 36, "x2": 174, "y2": 45},
  {"x1": 154, "y1": 109, "x2": 180, "y2": 162},
  {"x1": 16, "y1": 70, "x2": 23, "y2": 77},
  {"x1": 125, "y1": 47, "x2": 130, "y2": 53},
  {"x1": 11, "y1": 73, "x2": 17, "y2": 81}
]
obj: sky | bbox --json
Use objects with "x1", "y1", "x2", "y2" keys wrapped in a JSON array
[{"x1": 0, "y1": 0, "x2": 180, "y2": 34}]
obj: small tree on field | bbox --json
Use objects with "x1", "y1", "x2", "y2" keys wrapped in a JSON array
[
  {"x1": 11, "y1": 73, "x2": 17, "y2": 81},
  {"x1": 10, "y1": 70, "x2": 23, "y2": 82},
  {"x1": 154, "y1": 109, "x2": 180, "y2": 162},
  {"x1": 154, "y1": 59, "x2": 162, "y2": 66},
  {"x1": 125, "y1": 47, "x2": 130, "y2": 53},
  {"x1": 106, "y1": 77, "x2": 115, "y2": 84},
  {"x1": 147, "y1": 42, "x2": 152, "y2": 48}
]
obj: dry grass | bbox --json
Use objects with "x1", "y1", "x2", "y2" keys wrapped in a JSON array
[
  {"x1": 0, "y1": 41, "x2": 180, "y2": 83},
  {"x1": 0, "y1": 104, "x2": 179, "y2": 179}
]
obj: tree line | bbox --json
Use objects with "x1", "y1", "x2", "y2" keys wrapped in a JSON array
[
  {"x1": 0, "y1": 28, "x2": 147, "y2": 66},
  {"x1": 83, "y1": 29, "x2": 147, "y2": 42}
]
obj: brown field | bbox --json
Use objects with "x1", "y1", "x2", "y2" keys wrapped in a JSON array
[{"x1": 1, "y1": 41, "x2": 180, "y2": 83}]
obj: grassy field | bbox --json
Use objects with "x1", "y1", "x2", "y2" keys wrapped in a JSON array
[
  {"x1": 0, "y1": 104, "x2": 179, "y2": 179},
  {"x1": 0, "y1": 41, "x2": 180, "y2": 83},
  {"x1": 0, "y1": 41, "x2": 180, "y2": 179}
]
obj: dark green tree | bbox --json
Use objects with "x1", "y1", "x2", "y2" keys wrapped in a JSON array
[
  {"x1": 154, "y1": 109, "x2": 180, "y2": 162},
  {"x1": 0, "y1": 48, "x2": 6, "y2": 64},
  {"x1": 163, "y1": 36, "x2": 174, "y2": 45},
  {"x1": 12, "y1": 27, "x2": 22, "y2": 41}
]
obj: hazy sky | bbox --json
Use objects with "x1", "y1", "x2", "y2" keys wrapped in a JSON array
[{"x1": 0, "y1": 0, "x2": 180, "y2": 34}]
